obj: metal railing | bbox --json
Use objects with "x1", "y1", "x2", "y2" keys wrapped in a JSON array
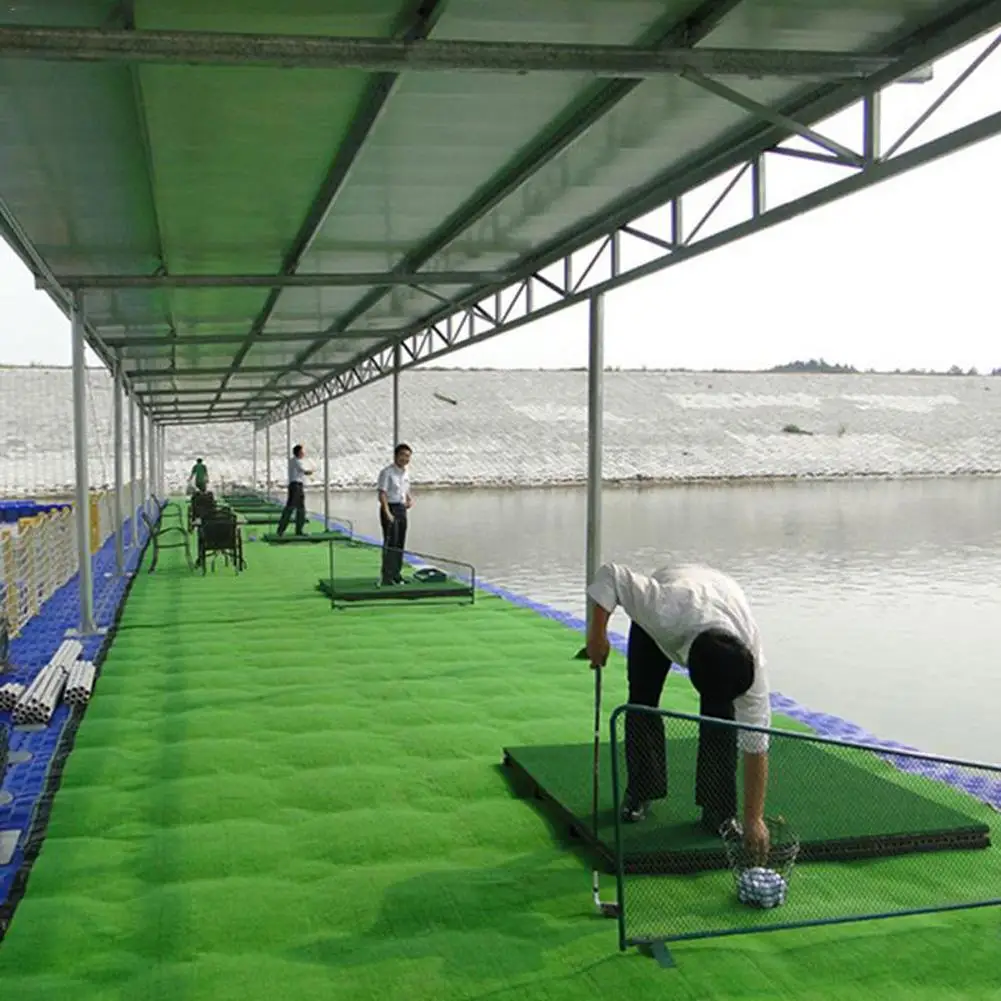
[{"x1": 0, "y1": 483, "x2": 145, "y2": 637}]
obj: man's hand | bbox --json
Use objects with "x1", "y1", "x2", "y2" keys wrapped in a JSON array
[
  {"x1": 743, "y1": 816, "x2": 770, "y2": 864},
  {"x1": 586, "y1": 632, "x2": 609, "y2": 668},
  {"x1": 585, "y1": 602, "x2": 612, "y2": 667},
  {"x1": 741, "y1": 751, "x2": 769, "y2": 862}
]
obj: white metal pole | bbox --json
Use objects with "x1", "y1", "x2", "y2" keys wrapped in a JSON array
[
  {"x1": 265, "y1": 424, "x2": 271, "y2": 498},
  {"x1": 149, "y1": 417, "x2": 158, "y2": 508},
  {"x1": 159, "y1": 425, "x2": 166, "y2": 497},
  {"x1": 139, "y1": 404, "x2": 147, "y2": 516},
  {"x1": 585, "y1": 294, "x2": 604, "y2": 633},
  {"x1": 112, "y1": 362, "x2": 124, "y2": 573},
  {"x1": 392, "y1": 344, "x2": 401, "y2": 448},
  {"x1": 71, "y1": 293, "x2": 95, "y2": 634},
  {"x1": 128, "y1": 392, "x2": 137, "y2": 549},
  {"x1": 322, "y1": 401, "x2": 330, "y2": 528},
  {"x1": 252, "y1": 428, "x2": 257, "y2": 490},
  {"x1": 285, "y1": 416, "x2": 291, "y2": 459}
]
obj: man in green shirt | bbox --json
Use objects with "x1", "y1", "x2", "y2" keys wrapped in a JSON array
[{"x1": 189, "y1": 458, "x2": 209, "y2": 494}]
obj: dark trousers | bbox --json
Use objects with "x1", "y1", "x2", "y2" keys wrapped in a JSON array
[
  {"x1": 380, "y1": 502, "x2": 407, "y2": 584},
  {"x1": 625, "y1": 622, "x2": 738, "y2": 821},
  {"x1": 276, "y1": 481, "x2": 306, "y2": 536}
]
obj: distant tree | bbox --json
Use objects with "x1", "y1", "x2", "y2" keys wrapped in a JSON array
[{"x1": 768, "y1": 358, "x2": 858, "y2": 374}]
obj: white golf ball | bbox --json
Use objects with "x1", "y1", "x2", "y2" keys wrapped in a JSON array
[{"x1": 737, "y1": 866, "x2": 788, "y2": 909}]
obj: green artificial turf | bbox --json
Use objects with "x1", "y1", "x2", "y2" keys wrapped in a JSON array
[{"x1": 1, "y1": 520, "x2": 1000, "y2": 1001}]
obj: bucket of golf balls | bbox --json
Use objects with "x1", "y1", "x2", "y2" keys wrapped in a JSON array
[{"x1": 720, "y1": 815, "x2": 800, "y2": 909}]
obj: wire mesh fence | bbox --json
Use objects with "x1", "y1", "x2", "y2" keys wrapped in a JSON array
[
  {"x1": 7, "y1": 367, "x2": 1001, "y2": 496},
  {"x1": 608, "y1": 706, "x2": 1001, "y2": 956}
]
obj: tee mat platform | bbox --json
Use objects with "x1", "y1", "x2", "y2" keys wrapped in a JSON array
[
  {"x1": 257, "y1": 527, "x2": 476, "y2": 607},
  {"x1": 502, "y1": 738, "x2": 991, "y2": 875}
]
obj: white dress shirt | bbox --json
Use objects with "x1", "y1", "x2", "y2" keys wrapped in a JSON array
[
  {"x1": 587, "y1": 562, "x2": 771, "y2": 753},
  {"x1": 377, "y1": 463, "x2": 410, "y2": 504},
  {"x1": 288, "y1": 456, "x2": 307, "y2": 484}
]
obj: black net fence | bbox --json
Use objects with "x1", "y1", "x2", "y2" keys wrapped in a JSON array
[{"x1": 607, "y1": 706, "x2": 1001, "y2": 955}]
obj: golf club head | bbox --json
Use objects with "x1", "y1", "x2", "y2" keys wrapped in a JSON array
[
  {"x1": 597, "y1": 900, "x2": 620, "y2": 918},
  {"x1": 573, "y1": 646, "x2": 589, "y2": 661}
]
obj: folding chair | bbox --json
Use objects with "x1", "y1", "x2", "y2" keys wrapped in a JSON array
[
  {"x1": 197, "y1": 507, "x2": 245, "y2": 575},
  {"x1": 141, "y1": 507, "x2": 195, "y2": 573},
  {"x1": 188, "y1": 490, "x2": 216, "y2": 531}
]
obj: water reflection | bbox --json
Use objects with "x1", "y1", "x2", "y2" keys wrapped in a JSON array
[{"x1": 308, "y1": 478, "x2": 1001, "y2": 763}]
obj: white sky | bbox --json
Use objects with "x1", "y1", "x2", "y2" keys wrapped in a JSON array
[{"x1": 1, "y1": 32, "x2": 999, "y2": 375}]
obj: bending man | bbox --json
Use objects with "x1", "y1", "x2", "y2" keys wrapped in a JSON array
[{"x1": 585, "y1": 561, "x2": 771, "y2": 857}]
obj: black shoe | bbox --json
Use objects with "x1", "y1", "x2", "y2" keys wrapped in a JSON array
[{"x1": 621, "y1": 797, "x2": 649, "y2": 824}]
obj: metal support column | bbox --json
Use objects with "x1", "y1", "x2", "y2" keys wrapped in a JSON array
[
  {"x1": 285, "y1": 415, "x2": 291, "y2": 458},
  {"x1": 158, "y1": 425, "x2": 166, "y2": 496},
  {"x1": 265, "y1": 424, "x2": 271, "y2": 498},
  {"x1": 128, "y1": 392, "x2": 137, "y2": 549},
  {"x1": 863, "y1": 91, "x2": 882, "y2": 164},
  {"x1": 70, "y1": 293, "x2": 95, "y2": 635},
  {"x1": 138, "y1": 405, "x2": 146, "y2": 515},
  {"x1": 392, "y1": 344, "x2": 401, "y2": 447},
  {"x1": 252, "y1": 428, "x2": 258, "y2": 489},
  {"x1": 149, "y1": 417, "x2": 158, "y2": 505},
  {"x1": 112, "y1": 361, "x2": 124, "y2": 573},
  {"x1": 322, "y1": 401, "x2": 330, "y2": 528},
  {"x1": 585, "y1": 294, "x2": 604, "y2": 633}
]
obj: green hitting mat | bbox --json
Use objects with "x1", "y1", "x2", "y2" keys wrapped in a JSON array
[
  {"x1": 316, "y1": 575, "x2": 474, "y2": 604},
  {"x1": 503, "y1": 738, "x2": 991, "y2": 875},
  {"x1": 263, "y1": 531, "x2": 350, "y2": 544}
]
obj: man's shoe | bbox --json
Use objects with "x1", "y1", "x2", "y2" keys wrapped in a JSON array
[{"x1": 621, "y1": 797, "x2": 649, "y2": 824}]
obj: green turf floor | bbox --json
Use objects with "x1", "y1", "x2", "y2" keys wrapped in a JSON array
[{"x1": 0, "y1": 521, "x2": 1000, "y2": 1000}]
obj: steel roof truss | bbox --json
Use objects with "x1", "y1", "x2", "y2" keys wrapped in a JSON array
[{"x1": 257, "y1": 28, "x2": 1001, "y2": 428}]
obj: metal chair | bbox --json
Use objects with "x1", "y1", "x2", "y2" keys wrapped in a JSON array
[
  {"x1": 197, "y1": 507, "x2": 245, "y2": 575},
  {"x1": 188, "y1": 489, "x2": 216, "y2": 531},
  {"x1": 141, "y1": 506, "x2": 194, "y2": 573}
]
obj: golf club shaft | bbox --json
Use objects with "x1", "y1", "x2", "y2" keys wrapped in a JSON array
[{"x1": 592, "y1": 665, "x2": 603, "y2": 902}]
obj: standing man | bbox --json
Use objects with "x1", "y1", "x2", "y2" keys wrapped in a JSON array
[
  {"x1": 585, "y1": 560, "x2": 771, "y2": 857},
  {"x1": 276, "y1": 444, "x2": 312, "y2": 537},
  {"x1": 188, "y1": 457, "x2": 209, "y2": 494},
  {"x1": 377, "y1": 443, "x2": 413, "y2": 586}
]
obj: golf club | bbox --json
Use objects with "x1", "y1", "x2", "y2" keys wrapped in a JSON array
[{"x1": 575, "y1": 646, "x2": 621, "y2": 919}]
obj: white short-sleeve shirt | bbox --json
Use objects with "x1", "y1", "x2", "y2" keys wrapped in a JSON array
[
  {"x1": 288, "y1": 456, "x2": 307, "y2": 484},
  {"x1": 377, "y1": 463, "x2": 410, "y2": 504},
  {"x1": 587, "y1": 562, "x2": 771, "y2": 754}
]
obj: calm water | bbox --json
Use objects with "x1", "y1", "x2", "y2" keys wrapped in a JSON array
[{"x1": 306, "y1": 478, "x2": 1001, "y2": 764}]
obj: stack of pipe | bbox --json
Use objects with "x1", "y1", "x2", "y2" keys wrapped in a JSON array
[
  {"x1": 64, "y1": 661, "x2": 96, "y2": 707},
  {"x1": 0, "y1": 683, "x2": 26, "y2": 712},
  {"x1": 12, "y1": 639, "x2": 81, "y2": 726}
]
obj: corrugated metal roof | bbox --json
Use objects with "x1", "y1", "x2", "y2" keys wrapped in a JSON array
[{"x1": 0, "y1": 0, "x2": 998, "y2": 423}]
